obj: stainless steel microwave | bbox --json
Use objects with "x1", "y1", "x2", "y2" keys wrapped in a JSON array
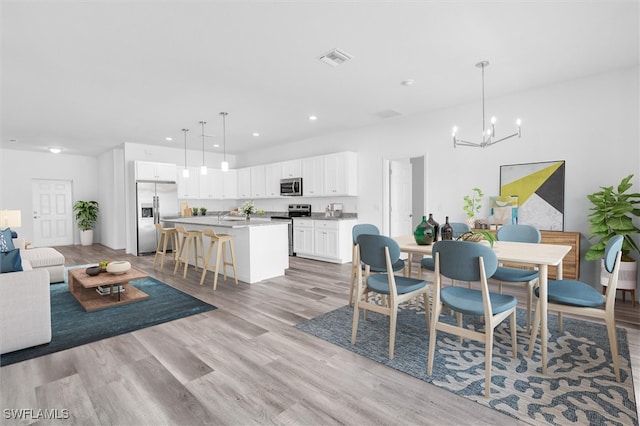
[{"x1": 280, "y1": 178, "x2": 302, "y2": 196}]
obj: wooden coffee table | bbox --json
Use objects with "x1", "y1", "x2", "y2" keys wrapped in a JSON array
[{"x1": 68, "y1": 267, "x2": 149, "y2": 312}]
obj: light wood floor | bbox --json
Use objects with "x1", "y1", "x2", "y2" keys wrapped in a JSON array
[{"x1": 1, "y1": 244, "x2": 638, "y2": 425}]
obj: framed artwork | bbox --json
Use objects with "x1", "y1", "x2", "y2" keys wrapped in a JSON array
[{"x1": 499, "y1": 160, "x2": 565, "y2": 231}]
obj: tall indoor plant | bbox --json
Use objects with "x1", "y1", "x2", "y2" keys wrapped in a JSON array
[
  {"x1": 463, "y1": 187, "x2": 484, "y2": 228},
  {"x1": 586, "y1": 174, "x2": 640, "y2": 297},
  {"x1": 73, "y1": 200, "x2": 99, "y2": 246}
]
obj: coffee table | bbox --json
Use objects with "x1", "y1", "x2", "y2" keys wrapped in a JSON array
[{"x1": 68, "y1": 267, "x2": 149, "y2": 312}]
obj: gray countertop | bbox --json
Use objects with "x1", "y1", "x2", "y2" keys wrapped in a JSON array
[{"x1": 163, "y1": 216, "x2": 288, "y2": 229}]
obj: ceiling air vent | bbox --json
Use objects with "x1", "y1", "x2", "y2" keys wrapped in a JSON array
[{"x1": 318, "y1": 48, "x2": 353, "y2": 67}]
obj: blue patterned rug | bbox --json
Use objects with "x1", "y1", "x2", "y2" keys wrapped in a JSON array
[
  {"x1": 1, "y1": 266, "x2": 216, "y2": 366},
  {"x1": 296, "y1": 305, "x2": 637, "y2": 425}
]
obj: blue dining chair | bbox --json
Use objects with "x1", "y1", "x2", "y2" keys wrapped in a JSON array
[
  {"x1": 528, "y1": 235, "x2": 624, "y2": 382},
  {"x1": 420, "y1": 222, "x2": 471, "y2": 285},
  {"x1": 491, "y1": 224, "x2": 541, "y2": 332},
  {"x1": 427, "y1": 240, "x2": 518, "y2": 399},
  {"x1": 351, "y1": 234, "x2": 429, "y2": 360},
  {"x1": 349, "y1": 224, "x2": 404, "y2": 306}
]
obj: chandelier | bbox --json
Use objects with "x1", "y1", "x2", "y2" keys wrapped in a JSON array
[{"x1": 452, "y1": 61, "x2": 521, "y2": 148}]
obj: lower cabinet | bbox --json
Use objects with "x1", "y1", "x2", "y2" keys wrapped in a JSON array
[{"x1": 294, "y1": 218, "x2": 356, "y2": 264}]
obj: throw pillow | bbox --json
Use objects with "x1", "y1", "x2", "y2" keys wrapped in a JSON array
[
  {"x1": 0, "y1": 249, "x2": 23, "y2": 273},
  {"x1": 0, "y1": 228, "x2": 16, "y2": 252}
]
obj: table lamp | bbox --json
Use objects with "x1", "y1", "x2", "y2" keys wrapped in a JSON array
[{"x1": 0, "y1": 209, "x2": 22, "y2": 237}]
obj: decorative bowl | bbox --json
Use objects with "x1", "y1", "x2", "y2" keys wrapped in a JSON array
[
  {"x1": 85, "y1": 266, "x2": 103, "y2": 276},
  {"x1": 106, "y1": 261, "x2": 131, "y2": 275}
]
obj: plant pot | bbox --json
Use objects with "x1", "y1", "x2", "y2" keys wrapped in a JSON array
[
  {"x1": 601, "y1": 257, "x2": 637, "y2": 291},
  {"x1": 80, "y1": 229, "x2": 94, "y2": 246}
]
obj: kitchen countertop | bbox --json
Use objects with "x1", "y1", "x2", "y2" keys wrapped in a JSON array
[{"x1": 163, "y1": 216, "x2": 287, "y2": 228}]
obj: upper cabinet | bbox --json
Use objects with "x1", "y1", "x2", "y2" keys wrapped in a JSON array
[
  {"x1": 135, "y1": 161, "x2": 177, "y2": 181},
  {"x1": 322, "y1": 151, "x2": 358, "y2": 196},
  {"x1": 222, "y1": 169, "x2": 238, "y2": 199},
  {"x1": 301, "y1": 156, "x2": 324, "y2": 197},
  {"x1": 237, "y1": 167, "x2": 251, "y2": 199},
  {"x1": 250, "y1": 165, "x2": 266, "y2": 198},
  {"x1": 177, "y1": 166, "x2": 200, "y2": 198},
  {"x1": 265, "y1": 163, "x2": 282, "y2": 198},
  {"x1": 199, "y1": 168, "x2": 224, "y2": 199},
  {"x1": 281, "y1": 159, "x2": 302, "y2": 178}
]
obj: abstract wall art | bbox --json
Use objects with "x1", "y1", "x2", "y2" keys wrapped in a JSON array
[{"x1": 499, "y1": 160, "x2": 565, "y2": 231}]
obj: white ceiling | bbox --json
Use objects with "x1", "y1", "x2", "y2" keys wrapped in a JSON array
[{"x1": 2, "y1": 1, "x2": 638, "y2": 157}]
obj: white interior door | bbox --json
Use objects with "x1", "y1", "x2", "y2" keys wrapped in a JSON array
[
  {"x1": 389, "y1": 160, "x2": 412, "y2": 237},
  {"x1": 32, "y1": 179, "x2": 73, "y2": 247}
]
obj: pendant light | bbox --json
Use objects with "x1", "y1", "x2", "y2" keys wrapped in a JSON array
[
  {"x1": 452, "y1": 61, "x2": 522, "y2": 148},
  {"x1": 181, "y1": 128, "x2": 189, "y2": 178},
  {"x1": 199, "y1": 120, "x2": 207, "y2": 175},
  {"x1": 220, "y1": 112, "x2": 229, "y2": 172}
]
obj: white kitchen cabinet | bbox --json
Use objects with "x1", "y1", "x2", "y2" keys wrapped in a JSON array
[
  {"x1": 323, "y1": 151, "x2": 358, "y2": 196},
  {"x1": 237, "y1": 167, "x2": 251, "y2": 199},
  {"x1": 294, "y1": 218, "x2": 356, "y2": 264},
  {"x1": 200, "y1": 168, "x2": 224, "y2": 199},
  {"x1": 301, "y1": 156, "x2": 324, "y2": 197},
  {"x1": 293, "y1": 218, "x2": 314, "y2": 255},
  {"x1": 250, "y1": 165, "x2": 266, "y2": 198},
  {"x1": 265, "y1": 163, "x2": 282, "y2": 198},
  {"x1": 222, "y1": 169, "x2": 238, "y2": 199},
  {"x1": 177, "y1": 166, "x2": 200, "y2": 199},
  {"x1": 281, "y1": 159, "x2": 302, "y2": 178},
  {"x1": 135, "y1": 161, "x2": 177, "y2": 181}
]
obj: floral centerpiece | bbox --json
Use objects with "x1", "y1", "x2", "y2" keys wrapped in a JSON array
[{"x1": 240, "y1": 200, "x2": 257, "y2": 220}]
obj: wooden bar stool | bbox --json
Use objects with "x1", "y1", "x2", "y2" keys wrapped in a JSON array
[
  {"x1": 153, "y1": 223, "x2": 179, "y2": 271},
  {"x1": 173, "y1": 225, "x2": 205, "y2": 278},
  {"x1": 200, "y1": 228, "x2": 238, "y2": 290}
]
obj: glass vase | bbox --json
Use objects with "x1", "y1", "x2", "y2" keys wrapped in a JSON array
[
  {"x1": 413, "y1": 215, "x2": 435, "y2": 245},
  {"x1": 428, "y1": 213, "x2": 440, "y2": 241},
  {"x1": 441, "y1": 216, "x2": 454, "y2": 240}
]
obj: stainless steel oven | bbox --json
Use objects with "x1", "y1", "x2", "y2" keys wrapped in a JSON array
[{"x1": 271, "y1": 204, "x2": 311, "y2": 255}]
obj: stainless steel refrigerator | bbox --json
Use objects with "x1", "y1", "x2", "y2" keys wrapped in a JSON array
[{"x1": 136, "y1": 181, "x2": 179, "y2": 255}]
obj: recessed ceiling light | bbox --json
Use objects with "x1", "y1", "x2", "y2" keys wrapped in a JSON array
[
  {"x1": 49, "y1": 147, "x2": 62, "y2": 154},
  {"x1": 165, "y1": 137, "x2": 173, "y2": 141},
  {"x1": 252, "y1": 132, "x2": 260, "y2": 137},
  {"x1": 309, "y1": 115, "x2": 318, "y2": 121},
  {"x1": 213, "y1": 144, "x2": 220, "y2": 148},
  {"x1": 9, "y1": 139, "x2": 17, "y2": 142},
  {"x1": 401, "y1": 79, "x2": 415, "y2": 86}
]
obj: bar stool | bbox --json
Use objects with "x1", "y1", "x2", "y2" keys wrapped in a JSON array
[
  {"x1": 173, "y1": 225, "x2": 205, "y2": 279},
  {"x1": 153, "y1": 223, "x2": 179, "y2": 271},
  {"x1": 200, "y1": 228, "x2": 238, "y2": 290}
]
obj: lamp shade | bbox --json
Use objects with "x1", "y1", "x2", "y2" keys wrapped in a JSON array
[{"x1": 0, "y1": 210, "x2": 22, "y2": 228}]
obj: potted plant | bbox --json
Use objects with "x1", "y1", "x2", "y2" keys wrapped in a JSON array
[
  {"x1": 463, "y1": 187, "x2": 484, "y2": 228},
  {"x1": 73, "y1": 200, "x2": 99, "y2": 246},
  {"x1": 586, "y1": 174, "x2": 640, "y2": 298},
  {"x1": 199, "y1": 207, "x2": 208, "y2": 216}
]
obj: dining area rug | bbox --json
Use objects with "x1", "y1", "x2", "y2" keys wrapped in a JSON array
[
  {"x1": 296, "y1": 305, "x2": 637, "y2": 426},
  {"x1": 1, "y1": 266, "x2": 217, "y2": 367}
]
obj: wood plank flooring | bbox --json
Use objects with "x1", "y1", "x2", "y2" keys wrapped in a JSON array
[{"x1": 1, "y1": 244, "x2": 638, "y2": 425}]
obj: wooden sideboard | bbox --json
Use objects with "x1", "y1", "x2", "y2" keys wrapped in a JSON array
[{"x1": 474, "y1": 229, "x2": 581, "y2": 280}]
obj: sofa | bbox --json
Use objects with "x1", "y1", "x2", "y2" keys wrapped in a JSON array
[
  {"x1": 0, "y1": 259, "x2": 52, "y2": 355},
  {"x1": 12, "y1": 238, "x2": 65, "y2": 283}
]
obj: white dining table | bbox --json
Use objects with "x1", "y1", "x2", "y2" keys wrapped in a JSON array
[{"x1": 393, "y1": 235, "x2": 572, "y2": 375}]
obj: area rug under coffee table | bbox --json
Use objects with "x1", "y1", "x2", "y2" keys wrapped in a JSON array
[
  {"x1": 1, "y1": 267, "x2": 216, "y2": 367},
  {"x1": 296, "y1": 305, "x2": 637, "y2": 426}
]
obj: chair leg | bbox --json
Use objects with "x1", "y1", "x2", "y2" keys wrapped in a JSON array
[
  {"x1": 528, "y1": 301, "x2": 542, "y2": 358},
  {"x1": 606, "y1": 316, "x2": 621, "y2": 382},
  {"x1": 510, "y1": 311, "x2": 518, "y2": 359},
  {"x1": 213, "y1": 242, "x2": 223, "y2": 290},
  {"x1": 173, "y1": 236, "x2": 186, "y2": 275},
  {"x1": 456, "y1": 312, "x2": 463, "y2": 343},
  {"x1": 153, "y1": 231, "x2": 163, "y2": 267},
  {"x1": 484, "y1": 328, "x2": 493, "y2": 399},
  {"x1": 558, "y1": 312, "x2": 563, "y2": 333},
  {"x1": 351, "y1": 290, "x2": 361, "y2": 345},
  {"x1": 228, "y1": 239, "x2": 238, "y2": 286},
  {"x1": 427, "y1": 302, "x2": 443, "y2": 376},
  {"x1": 160, "y1": 232, "x2": 170, "y2": 270},
  {"x1": 525, "y1": 282, "x2": 533, "y2": 333},
  {"x1": 200, "y1": 240, "x2": 215, "y2": 286},
  {"x1": 389, "y1": 304, "x2": 398, "y2": 360},
  {"x1": 423, "y1": 293, "x2": 430, "y2": 331},
  {"x1": 182, "y1": 237, "x2": 191, "y2": 278}
]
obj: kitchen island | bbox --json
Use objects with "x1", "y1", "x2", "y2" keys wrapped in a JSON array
[{"x1": 162, "y1": 216, "x2": 289, "y2": 285}]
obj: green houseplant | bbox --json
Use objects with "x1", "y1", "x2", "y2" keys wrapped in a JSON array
[
  {"x1": 463, "y1": 187, "x2": 484, "y2": 228},
  {"x1": 586, "y1": 174, "x2": 640, "y2": 261},
  {"x1": 73, "y1": 200, "x2": 99, "y2": 246}
]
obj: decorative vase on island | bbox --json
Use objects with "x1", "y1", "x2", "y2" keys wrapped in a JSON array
[
  {"x1": 428, "y1": 213, "x2": 440, "y2": 241},
  {"x1": 413, "y1": 215, "x2": 435, "y2": 245},
  {"x1": 441, "y1": 216, "x2": 454, "y2": 240}
]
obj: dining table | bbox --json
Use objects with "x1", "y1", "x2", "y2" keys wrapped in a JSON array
[{"x1": 393, "y1": 234, "x2": 572, "y2": 375}]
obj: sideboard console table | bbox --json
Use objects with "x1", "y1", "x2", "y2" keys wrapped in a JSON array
[{"x1": 475, "y1": 229, "x2": 581, "y2": 280}]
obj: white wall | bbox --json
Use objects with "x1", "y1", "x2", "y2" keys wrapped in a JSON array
[{"x1": 0, "y1": 149, "x2": 100, "y2": 245}]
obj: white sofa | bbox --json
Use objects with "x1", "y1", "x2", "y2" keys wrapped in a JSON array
[
  {"x1": 12, "y1": 238, "x2": 65, "y2": 283},
  {"x1": 0, "y1": 259, "x2": 52, "y2": 354}
]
